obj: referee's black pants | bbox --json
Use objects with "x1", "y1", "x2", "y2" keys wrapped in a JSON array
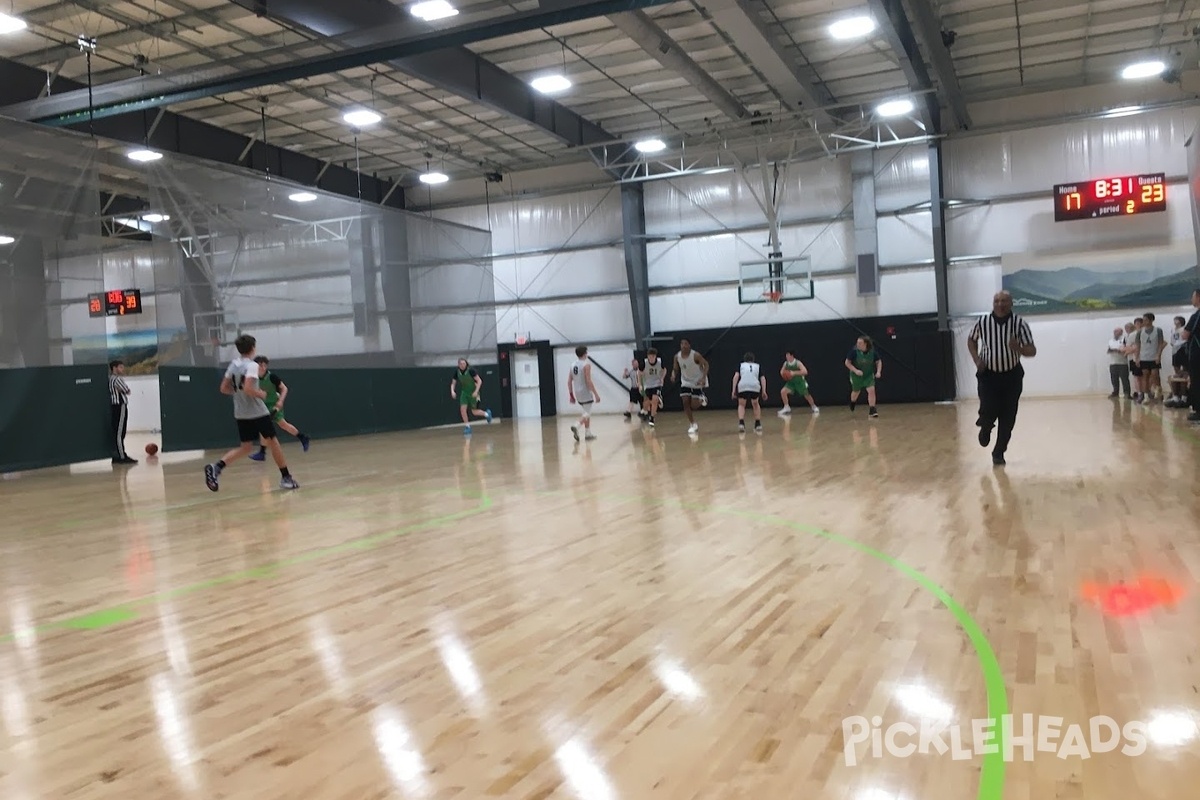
[
  {"x1": 1189, "y1": 349, "x2": 1200, "y2": 414},
  {"x1": 111, "y1": 402, "x2": 129, "y2": 460},
  {"x1": 977, "y1": 364, "x2": 1024, "y2": 456}
]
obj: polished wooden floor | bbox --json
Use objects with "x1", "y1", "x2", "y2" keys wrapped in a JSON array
[{"x1": 1, "y1": 397, "x2": 1198, "y2": 799}]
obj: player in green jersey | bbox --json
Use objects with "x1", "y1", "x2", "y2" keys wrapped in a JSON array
[
  {"x1": 451, "y1": 358, "x2": 493, "y2": 435},
  {"x1": 844, "y1": 336, "x2": 882, "y2": 417},
  {"x1": 249, "y1": 356, "x2": 310, "y2": 460},
  {"x1": 777, "y1": 350, "x2": 819, "y2": 416}
]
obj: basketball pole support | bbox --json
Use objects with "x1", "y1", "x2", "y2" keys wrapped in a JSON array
[{"x1": 734, "y1": 141, "x2": 796, "y2": 299}]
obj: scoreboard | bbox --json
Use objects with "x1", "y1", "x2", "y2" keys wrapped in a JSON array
[
  {"x1": 1053, "y1": 173, "x2": 1166, "y2": 221},
  {"x1": 88, "y1": 289, "x2": 143, "y2": 317}
]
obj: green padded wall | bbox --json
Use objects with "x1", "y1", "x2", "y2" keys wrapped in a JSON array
[
  {"x1": 159, "y1": 364, "x2": 502, "y2": 453},
  {"x1": 0, "y1": 366, "x2": 113, "y2": 472}
]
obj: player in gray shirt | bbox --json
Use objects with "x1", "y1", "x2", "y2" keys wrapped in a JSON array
[{"x1": 204, "y1": 333, "x2": 299, "y2": 492}]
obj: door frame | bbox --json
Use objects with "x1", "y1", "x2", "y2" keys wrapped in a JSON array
[{"x1": 496, "y1": 340, "x2": 556, "y2": 418}]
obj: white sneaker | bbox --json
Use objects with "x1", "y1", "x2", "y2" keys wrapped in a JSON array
[
  {"x1": 585, "y1": 432, "x2": 597, "y2": 441},
  {"x1": 777, "y1": 407, "x2": 791, "y2": 417},
  {"x1": 812, "y1": 407, "x2": 820, "y2": 414},
  {"x1": 687, "y1": 423, "x2": 699, "y2": 434}
]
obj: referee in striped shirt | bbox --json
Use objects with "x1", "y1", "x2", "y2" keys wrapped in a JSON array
[
  {"x1": 967, "y1": 290, "x2": 1036, "y2": 465},
  {"x1": 109, "y1": 360, "x2": 136, "y2": 464}
]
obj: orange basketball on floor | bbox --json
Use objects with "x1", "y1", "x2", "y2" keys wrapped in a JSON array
[{"x1": 145, "y1": 443, "x2": 159, "y2": 455}]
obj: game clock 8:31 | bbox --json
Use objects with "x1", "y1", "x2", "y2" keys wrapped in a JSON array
[
  {"x1": 87, "y1": 289, "x2": 143, "y2": 317},
  {"x1": 1053, "y1": 173, "x2": 1167, "y2": 221}
]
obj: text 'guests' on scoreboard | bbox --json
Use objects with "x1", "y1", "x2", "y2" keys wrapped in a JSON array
[
  {"x1": 1053, "y1": 173, "x2": 1166, "y2": 221},
  {"x1": 87, "y1": 289, "x2": 143, "y2": 317}
]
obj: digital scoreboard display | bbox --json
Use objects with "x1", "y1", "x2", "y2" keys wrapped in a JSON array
[
  {"x1": 1053, "y1": 173, "x2": 1166, "y2": 221},
  {"x1": 87, "y1": 289, "x2": 143, "y2": 317}
]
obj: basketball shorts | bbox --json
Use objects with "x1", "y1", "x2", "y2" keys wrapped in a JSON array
[
  {"x1": 849, "y1": 373, "x2": 875, "y2": 391},
  {"x1": 737, "y1": 390, "x2": 762, "y2": 401},
  {"x1": 459, "y1": 392, "x2": 479, "y2": 409},
  {"x1": 784, "y1": 377, "x2": 809, "y2": 395},
  {"x1": 1173, "y1": 348, "x2": 1187, "y2": 370},
  {"x1": 644, "y1": 386, "x2": 663, "y2": 399},
  {"x1": 1129, "y1": 360, "x2": 1143, "y2": 377},
  {"x1": 680, "y1": 385, "x2": 704, "y2": 399},
  {"x1": 1139, "y1": 360, "x2": 1160, "y2": 371},
  {"x1": 628, "y1": 387, "x2": 641, "y2": 403},
  {"x1": 237, "y1": 415, "x2": 276, "y2": 443}
]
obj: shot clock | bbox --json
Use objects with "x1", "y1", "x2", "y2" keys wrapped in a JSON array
[
  {"x1": 87, "y1": 289, "x2": 143, "y2": 317},
  {"x1": 1053, "y1": 173, "x2": 1166, "y2": 221}
]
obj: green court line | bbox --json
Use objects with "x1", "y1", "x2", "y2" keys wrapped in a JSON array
[
  {"x1": 539, "y1": 489, "x2": 1008, "y2": 800},
  {"x1": 0, "y1": 489, "x2": 492, "y2": 642}
]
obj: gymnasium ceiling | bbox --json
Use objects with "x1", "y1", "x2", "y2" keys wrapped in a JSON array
[{"x1": 0, "y1": 0, "x2": 1197, "y2": 188}]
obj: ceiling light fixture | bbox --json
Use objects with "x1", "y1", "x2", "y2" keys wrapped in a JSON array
[
  {"x1": 419, "y1": 171, "x2": 449, "y2": 185},
  {"x1": 876, "y1": 98, "x2": 915, "y2": 117},
  {"x1": 127, "y1": 149, "x2": 163, "y2": 162},
  {"x1": 0, "y1": 12, "x2": 26, "y2": 34},
  {"x1": 1121, "y1": 60, "x2": 1166, "y2": 80},
  {"x1": 410, "y1": 0, "x2": 458, "y2": 21},
  {"x1": 342, "y1": 109, "x2": 382, "y2": 128},
  {"x1": 828, "y1": 15, "x2": 876, "y2": 40},
  {"x1": 289, "y1": 191, "x2": 318, "y2": 203},
  {"x1": 1103, "y1": 105, "x2": 1143, "y2": 118},
  {"x1": 634, "y1": 138, "x2": 667, "y2": 154},
  {"x1": 142, "y1": 213, "x2": 170, "y2": 223},
  {"x1": 0, "y1": 235, "x2": 14, "y2": 245},
  {"x1": 530, "y1": 74, "x2": 572, "y2": 95}
]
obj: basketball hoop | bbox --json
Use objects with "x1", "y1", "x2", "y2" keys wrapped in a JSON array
[
  {"x1": 515, "y1": 335, "x2": 528, "y2": 346},
  {"x1": 763, "y1": 291, "x2": 782, "y2": 304}
]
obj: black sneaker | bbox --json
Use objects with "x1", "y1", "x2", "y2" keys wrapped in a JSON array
[
  {"x1": 979, "y1": 428, "x2": 991, "y2": 447},
  {"x1": 204, "y1": 463, "x2": 221, "y2": 492},
  {"x1": 992, "y1": 453, "x2": 1006, "y2": 466},
  {"x1": 868, "y1": 407, "x2": 878, "y2": 418}
]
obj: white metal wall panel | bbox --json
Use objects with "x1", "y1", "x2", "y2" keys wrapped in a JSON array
[
  {"x1": 945, "y1": 107, "x2": 1194, "y2": 199},
  {"x1": 436, "y1": 188, "x2": 622, "y2": 253},
  {"x1": 494, "y1": 295, "x2": 634, "y2": 346},
  {"x1": 878, "y1": 211, "x2": 932, "y2": 267},
  {"x1": 643, "y1": 159, "x2": 851, "y2": 236},
  {"x1": 874, "y1": 145, "x2": 930, "y2": 211},
  {"x1": 649, "y1": 268, "x2": 938, "y2": 332}
]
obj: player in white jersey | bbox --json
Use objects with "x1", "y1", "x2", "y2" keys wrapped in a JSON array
[
  {"x1": 622, "y1": 357, "x2": 643, "y2": 420},
  {"x1": 731, "y1": 351, "x2": 766, "y2": 434},
  {"x1": 639, "y1": 347, "x2": 667, "y2": 428},
  {"x1": 670, "y1": 338, "x2": 710, "y2": 434},
  {"x1": 204, "y1": 333, "x2": 299, "y2": 492},
  {"x1": 567, "y1": 345, "x2": 600, "y2": 442}
]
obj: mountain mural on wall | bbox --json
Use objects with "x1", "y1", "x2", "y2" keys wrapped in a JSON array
[{"x1": 1002, "y1": 263, "x2": 1198, "y2": 315}]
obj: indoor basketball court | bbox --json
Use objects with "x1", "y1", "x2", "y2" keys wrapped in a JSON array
[{"x1": 1, "y1": 0, "x2": 1199, "y2": 799}]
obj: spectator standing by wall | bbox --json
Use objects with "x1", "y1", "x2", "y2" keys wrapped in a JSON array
[{"x1": 1106, "y1": 327, "x2": 1131, "y2": 398}]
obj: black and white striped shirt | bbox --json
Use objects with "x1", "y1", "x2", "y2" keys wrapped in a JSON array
[
  {"x1": 969, "y1": 312, "x2": 1034, "y2": 373},
  {"x1": 109, "y1": 374, "x2": 130, "y2": 405}
]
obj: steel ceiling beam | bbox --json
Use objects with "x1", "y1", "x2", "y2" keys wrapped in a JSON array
[
  {"x1": 866, "y1": 0, "x2": 966, "y2": 132},
  {"x1": 607, "y1": 10, "x2": 749, "y2": 122},
  {"x1": 0, "y1": 0, "x2": 681, "y2": 128},
  {"x1": 702, "y1": 0, "x2": 834, "y2": 124},
  {"x1": 228, "y1": 0, "x2": 613, "y2": 150},
  {"x1": 905, "y1": 0, "x2": 971, "y2": 130}
]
